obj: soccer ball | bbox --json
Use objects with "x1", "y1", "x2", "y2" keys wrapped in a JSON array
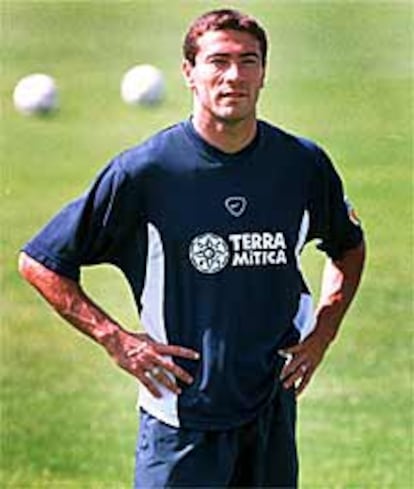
[
  {"x1": 120, "y1": 64, "x2": 165, "y2": 105},
  {"x1": 13, "y1": 73, "x2": 58, "y2": 115}
]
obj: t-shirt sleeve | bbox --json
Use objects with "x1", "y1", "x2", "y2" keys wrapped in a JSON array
[
  {"x1": 22, "y1": 157, "x2": 141, "y2": 281},
  {"x1": 307, "y1": 147, "x2": 364, "y2": 260}
]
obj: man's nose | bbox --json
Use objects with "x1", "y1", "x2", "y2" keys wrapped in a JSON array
[{"x1": 223, "y1": 62, "x2": 242, "y2": 81}]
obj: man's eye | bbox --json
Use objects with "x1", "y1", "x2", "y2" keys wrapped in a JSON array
[
  {"x1": 210, "y1": 58, "x2": 227, "y2": 66},
  {"x1": 242, "y1": 58, "x2": 258, "y2": 66}
]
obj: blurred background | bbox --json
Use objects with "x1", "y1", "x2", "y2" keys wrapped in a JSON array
[{"x1": 1, "y1": 1, "x2": 412, "y2": 487}]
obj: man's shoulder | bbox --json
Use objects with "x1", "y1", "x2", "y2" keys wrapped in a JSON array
[
  {"x1": 259, "y1": 120, "x2": 321, "y2": 155},
  {"x1": 258, "y1": 120, "x2": 334, "y2": 175},
  {"x1": 113, "y1": 121, "x2": 187, "y2": 174}
]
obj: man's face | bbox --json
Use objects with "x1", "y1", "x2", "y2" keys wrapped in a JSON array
[{"x1": 183, "y1": 29, "x2": 265, "y2": 124}]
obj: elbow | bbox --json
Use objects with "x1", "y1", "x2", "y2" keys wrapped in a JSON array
[
  {"x1": 18, "y1": 251, "x2": 39, "y2": 286},
  {"x1": 18, "y1": 252, "x2": 78, "y2": 290},
  {"x1": 18, "y1": 252, "x2": 31, "y2": 281}
]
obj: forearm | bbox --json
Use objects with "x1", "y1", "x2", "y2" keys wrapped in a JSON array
[
  {"x1": 18, "y1": 252, "x2": 122, "y2": 348},
  {"x1": 280, "y1": 240, "x2": 366, "y2": 394},
  {"x1": 18, "y1": 252, "x2": 198, "y2": 395},
  {"x1": 314, "y1": 240, "x2": 366, "y2": 346}
]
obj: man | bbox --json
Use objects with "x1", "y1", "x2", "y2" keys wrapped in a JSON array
[{"x1": 19, "y1": 8, "x2": 365, "y2": 488}]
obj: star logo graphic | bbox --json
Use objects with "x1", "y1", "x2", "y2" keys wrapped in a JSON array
[{"x1": 189, "y1": 233, "x2": 230, "y2": 274}]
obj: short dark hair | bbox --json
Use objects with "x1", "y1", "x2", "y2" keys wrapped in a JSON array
[{"x1": 183, "y1": 9, "x2": 268, "y2": 67}]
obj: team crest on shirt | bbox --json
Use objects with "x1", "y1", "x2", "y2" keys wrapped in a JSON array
[
  {"x1": 345, "y1": 197, "x2": 361, "y2": 226},
  {"x1": 224, "y1": 196, "x2": 247, "y2": 217},
  {"x1": 189, "y1": 231, "x2": 288, "y2": 274}
]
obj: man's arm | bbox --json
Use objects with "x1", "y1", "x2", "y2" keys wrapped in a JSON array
[
  {"x1": 280, "y1": 240, "x2": 366, "y2": 395},
  {"x1": 18, "y1": 252, "x2": 199, "y2": 397}
]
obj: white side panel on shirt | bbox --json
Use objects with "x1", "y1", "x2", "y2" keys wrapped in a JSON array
[
  {"x1": 293, "y1": 294, "x2": 316, "y2": 341},
  {"x1": 138, "y1": 222, "x2": 180, "y2": 427},
  {"x1": 294, "y1": 210, "x2": 316, "y2": 341},
  {"x1": 294, "y1": 209, "x2": 310, "y2": 263}
]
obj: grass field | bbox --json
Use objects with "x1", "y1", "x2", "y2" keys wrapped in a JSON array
[{"x1": 1, "y1": 1, "x2": 413, "y2": 487}]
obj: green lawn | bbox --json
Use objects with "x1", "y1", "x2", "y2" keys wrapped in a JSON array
[{"x1": 1, "y1": 1, "x2": 413, "y2": 487}]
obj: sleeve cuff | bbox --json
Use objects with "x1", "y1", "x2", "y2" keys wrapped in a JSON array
[{"x1": 21, "y1": 243, "x2": 80, "y2": 282}]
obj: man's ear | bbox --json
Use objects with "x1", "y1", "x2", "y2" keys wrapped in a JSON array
[
  {"x1": 260, "y1": 67, "x2": 266, "y2": 89},
  {"x1": 182, "y1": 59, "x2": 195, "y2": 89}
]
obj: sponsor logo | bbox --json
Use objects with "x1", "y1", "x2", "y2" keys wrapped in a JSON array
[
  {"x1": 189, "y1": 231, "x2": 288, "y2": 274},
  {"x1": 224, "y1": 196, "x2": 247, "y2": 217},
  {"x1": 189, "y1": 233, "x2": 230, "y2": 274}
]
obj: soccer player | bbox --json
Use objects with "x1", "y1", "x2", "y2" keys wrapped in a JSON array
[{"x1": 19, "y1": 9, "x2": 366, "y2": 488}]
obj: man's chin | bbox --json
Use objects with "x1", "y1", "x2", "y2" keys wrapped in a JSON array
[{"x1": 213, "y1": 108, "x2": 254, "y2": 125}]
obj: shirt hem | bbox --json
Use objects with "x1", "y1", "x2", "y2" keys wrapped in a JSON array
[{"x1": 136, "y1": 384, "x2": 281, "y2": 432}]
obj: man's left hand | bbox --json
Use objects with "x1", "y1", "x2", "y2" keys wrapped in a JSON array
[{"x1": 279, "y1": 332, "x2": 331, "y2": 396}]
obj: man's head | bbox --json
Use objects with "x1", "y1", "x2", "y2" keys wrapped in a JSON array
[
  {"x1": 183, "y1": 9, "x2": 268, "y2": 68},
  {"x1": 182, "y1": 9, "x2": 268, "y2": 125}
]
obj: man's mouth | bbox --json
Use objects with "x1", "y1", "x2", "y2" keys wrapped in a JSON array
[{"x1": 219, "y1": 91, "x2": 247, "y2": 99}]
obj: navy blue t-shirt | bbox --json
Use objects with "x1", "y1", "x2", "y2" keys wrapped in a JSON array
[{"x1": 23, "y1": 119, "x2": 363, "y2": 430}]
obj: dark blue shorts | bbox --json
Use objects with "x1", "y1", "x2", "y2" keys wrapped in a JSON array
[{"x1": 134, "y1": 387, "x2": 298, "y2": 488}]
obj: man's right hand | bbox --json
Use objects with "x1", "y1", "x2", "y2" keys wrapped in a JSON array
[
  {"x1": 18, "y1": 252, "x2": 199, "y2": 398},
  {"x1": 102, "y1": 330, "x2": 200, "y2": 398}
]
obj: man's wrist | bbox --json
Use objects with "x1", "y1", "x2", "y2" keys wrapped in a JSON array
[
  {"x1": 313, "y1": 313, "x2": 340, "y2": 349},
  {"x1": 94, "y1": 322, "x2": 123, "y2": 350},
  {"x1": 315, "y1": 328, "x2": 335, "y2": 351}
]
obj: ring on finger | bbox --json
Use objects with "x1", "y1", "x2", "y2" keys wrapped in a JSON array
[
  {"x1": 144, "y1": 366, "x2": 163, "y2": 379},
  {"x1": 151, "y1": 366, "x2": 162, "y2": 377}
]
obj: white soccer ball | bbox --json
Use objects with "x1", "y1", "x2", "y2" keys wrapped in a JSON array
[
  {"x1": 13, "y1": 73, "x2": 58, "y2": 115},
  {"x1": 120, "y1": 64, "x2": 165, "y2": 105}
]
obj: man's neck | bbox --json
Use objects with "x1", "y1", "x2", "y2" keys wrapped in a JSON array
[{"x1": 191, "y1": 111, "x2": 258, "y2": 154}]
